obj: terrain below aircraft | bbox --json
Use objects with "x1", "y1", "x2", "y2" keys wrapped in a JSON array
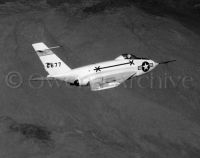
[{"x1": 32, "y1": 43, "x2": 176, "y2": 91}]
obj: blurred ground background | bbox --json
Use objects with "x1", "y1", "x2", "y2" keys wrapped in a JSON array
[{"x1": 0, "y1": 0, "x2": 200, "y2": 158}]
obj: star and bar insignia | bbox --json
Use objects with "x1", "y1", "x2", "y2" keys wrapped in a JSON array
[{"x1": 138, "y1": 62, "x2": 154, "y2": 72}]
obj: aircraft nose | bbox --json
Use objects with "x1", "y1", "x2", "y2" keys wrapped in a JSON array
[
  {"x1": 153, "y1": 61, "x2": 159, "y2": 67},
  {"x1": 149, "y1": 60, "x2": 158, "y2": 70}
]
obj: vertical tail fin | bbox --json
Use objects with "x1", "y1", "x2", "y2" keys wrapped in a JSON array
[{"x1": 32, "y1": 42, "x2": 71, "y2": 76}]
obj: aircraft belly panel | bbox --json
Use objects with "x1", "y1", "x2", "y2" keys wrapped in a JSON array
[{"x1": 89, "y1": 68, "x2": 136, "y2": 91}]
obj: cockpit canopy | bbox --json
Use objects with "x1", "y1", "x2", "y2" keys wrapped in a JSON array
[{"x1": 115, "y1": 54, "x2": 148, "y2": 60}]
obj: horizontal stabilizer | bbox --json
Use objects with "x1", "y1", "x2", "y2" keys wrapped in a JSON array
[{"x1": 30, "y1": 76, "x2": 55, "y2": 81}]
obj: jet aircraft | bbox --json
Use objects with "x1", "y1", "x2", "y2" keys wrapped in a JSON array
[{"x1": 32, "y1": 42, "x2": 175, "y2": 91}]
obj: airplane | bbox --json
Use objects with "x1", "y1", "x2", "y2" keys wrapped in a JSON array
[{"x1": 32, "y1": 42, "x2": 176, "y2": 91}]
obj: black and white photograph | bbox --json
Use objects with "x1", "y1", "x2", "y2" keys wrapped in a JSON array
[{"x1": 0, "y1": 0, "x2": 200, "y2": 157}]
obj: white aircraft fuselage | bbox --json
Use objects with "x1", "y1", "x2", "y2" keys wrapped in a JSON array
[
  {"x1": 49, "y1": 58, "x2": 158, "y2": 86},
  {"x1": 32, "y1": 43, "x2": 175, "y2": 91}
]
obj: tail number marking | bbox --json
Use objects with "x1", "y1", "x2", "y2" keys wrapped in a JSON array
[{"x1": 46, "y1": 62, "x2": 61, "y2": 68}]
